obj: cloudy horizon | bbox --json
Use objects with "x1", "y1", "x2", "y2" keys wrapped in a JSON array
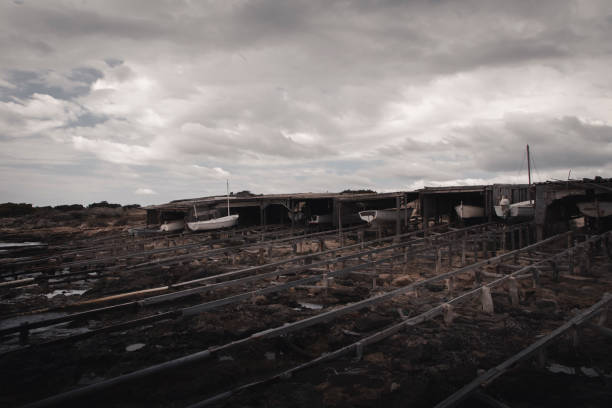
[{"x1": 1, "y1": 0, "x2": 612, "y2": 206}]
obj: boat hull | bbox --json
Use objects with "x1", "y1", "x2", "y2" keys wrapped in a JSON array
[
  {"x1": 577, "y1": 202, "x2": 612, "y2": 218},
  {"x1": 495, "y1": 201, "x2": 535, "y2": 220},
  {"x1": 187, "y1": 215, "x2": 239, "y2": 231},
  {"x1": 309, "y1": 214, "x2": 333, "y2": 224},
  {"x1": 509, "y1": 201, "x2": 535, "y2": 218},
  {"x1": 454, "y1": 204, "x2": 485, "y2": 219},
  {"x1": 359, "y1": 208, "x2": 414, "y2": 224},
  {"x1": 160, "y1": 220, "x2": 185, "y2": 232}
]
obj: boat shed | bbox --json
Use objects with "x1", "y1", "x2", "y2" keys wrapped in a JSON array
[
  {"x1": 144, "y1": 191, "x2": 418, "y2": 233},
  {"x1": 534, "y1": 177, "x2": 612, "y2": 239}
]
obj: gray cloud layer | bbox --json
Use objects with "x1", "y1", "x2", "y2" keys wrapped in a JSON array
[{"x1": 1, "y1": 0, "x2": 611, "y2": 205}]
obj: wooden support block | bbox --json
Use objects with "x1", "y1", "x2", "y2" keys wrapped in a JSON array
[
  {"x1": 481, "y1": 286, "x2": 494, "y2": 314},
  {"x1": 258, "y1": 248, "x2": 266, "y2": 265}
]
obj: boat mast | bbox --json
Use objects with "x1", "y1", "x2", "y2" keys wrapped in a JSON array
[
  {"x1": 527, "y1": 144, "x2": 532, "y2": 203},
  {"x1": 226, "y1": 179, "x2": 230, "y2": 216}
]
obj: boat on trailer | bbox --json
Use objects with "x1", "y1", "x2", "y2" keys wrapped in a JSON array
[{"x1": 359, "y1": 207, "x2": 414, "y2": 225}]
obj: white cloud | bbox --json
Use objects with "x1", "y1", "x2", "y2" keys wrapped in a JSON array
[{"x1": 134, "y1": 187, "x2": 157, "y2": 195}]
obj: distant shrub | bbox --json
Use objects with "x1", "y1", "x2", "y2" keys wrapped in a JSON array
[
  {"x1": 87, "y1": 219, "x2": 108, "y2": 227},
  {"x1": 55, "y1": 204, "x2": 85, "y2": 211},
  {"x1": 123, "y1": 204, "x2": 141, "y2": 209},
  {"x1": 0, "y1": 202, "x2": 35, "y2": 217},
  {"x1": 341, "y1": 189, "x2": 376, "y2": 194},
  {"x1": 88, "y1": 201, "x2": 121, "y2": 209},
  {"x1": 114, "y1": 217, "x2": 128, "y2": 226}
]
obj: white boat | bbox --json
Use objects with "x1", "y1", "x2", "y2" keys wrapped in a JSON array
[
  {"x1": 509, "y1": 201, "x2": 535, "y2": 217},
  {"x1": 359, "y1": 208, "x2": 414, "y2": 224},
  {"x1": 494, "y1": 199, "x2": 535, "y2": 219},
  {"x1": 577, "y1": 201, "x2": 612, "y2": 218},
  {"x1": 309, "y1": 214, "x2": 333, "y2": 224},
  {"x1": 159, "y1": 220, "x2": 185, "y2": 232},
  {"x1": 187, "y1": 214, "x2": 239, "y2": 231},
  {"x1": 454, "y1": 203, "x2": 485, "y2": 219}
]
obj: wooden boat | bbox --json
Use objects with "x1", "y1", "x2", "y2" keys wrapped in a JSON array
[
  {"x1": 309, "y1": 214, "x2": 332, "y2": 225},
  {"x1": 187, "y1": 214, "x2": 239, "y2": 231},
  {"x1": 359, "y1": 208, "x2": 414, "y2": 224},
  {"x1": 159, "y1": 220, "x2": 185, "y2": 232},
  {"x1": 577, "y1": 201, "x2": 612, "y2": 218},
  {"x1": 454, "y1": 202, "x2": 485, "y2": 219}
]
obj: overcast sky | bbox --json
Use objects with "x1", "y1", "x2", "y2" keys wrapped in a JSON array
[{"x1": 1, "y1": 0, "x2": 612, "y2": 206}]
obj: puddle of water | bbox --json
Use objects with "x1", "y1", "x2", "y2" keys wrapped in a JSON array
[
  {"x1": 298, "y1": 302, "x2": 323, "y2": 310},
  {"x1": 126, "y1": 343, "x2": 146, "y2": 352},
  {"x1": 0, "y1": 312, "x2": 68, "y2": 330},
  {"x1": 548, "y1": 363, "x2": 575, "y2": 375},
  {"x1": 45, "y1": 289, "x2": 87, "y2": 299},
  {"x1": 0, "y1": 242, "x2": 46, "y2": 248}
]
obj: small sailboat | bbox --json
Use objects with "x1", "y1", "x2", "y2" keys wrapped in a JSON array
[
  {"x1": 186, "y1": 180, "x2": 239, "y2": 231},
  {"x1": 494, "y1": 145, "x2": 535, "y2": 221},
  {"x1": 359, "y1": 207, "x2": 414, "y2": 225}
]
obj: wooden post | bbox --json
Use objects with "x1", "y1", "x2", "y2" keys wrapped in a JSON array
[
  {"x1": 436, "y1": 247, "x2": 442, "y2": 274},
  {"x1": 461, "y1": 238, "x2": 466, "y2": 267},
  {"x1": 448, "y1": 243, "x2": 453, "y2": 267},
  {"x1": 531, "y1": 267, "x2": 540, "y2": 288},
  {"x1": 443, "y1": 303, "x2": 455, "y2": 325},
  {"x1": 445, "y1": 277, "x2": 454, "y2": 297},
  {"x1": 336, "y1": 201, "x2": 343, "y2": 247},
  {"x1": 550, "y1": 260, "x2": 559, "y2": 282},
  {"x1": 395, "y1": 195, "x2": 401, "y2": 241},
  {"x1": 508, "y1": 277, "x2": 519, "y2": 306}
]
